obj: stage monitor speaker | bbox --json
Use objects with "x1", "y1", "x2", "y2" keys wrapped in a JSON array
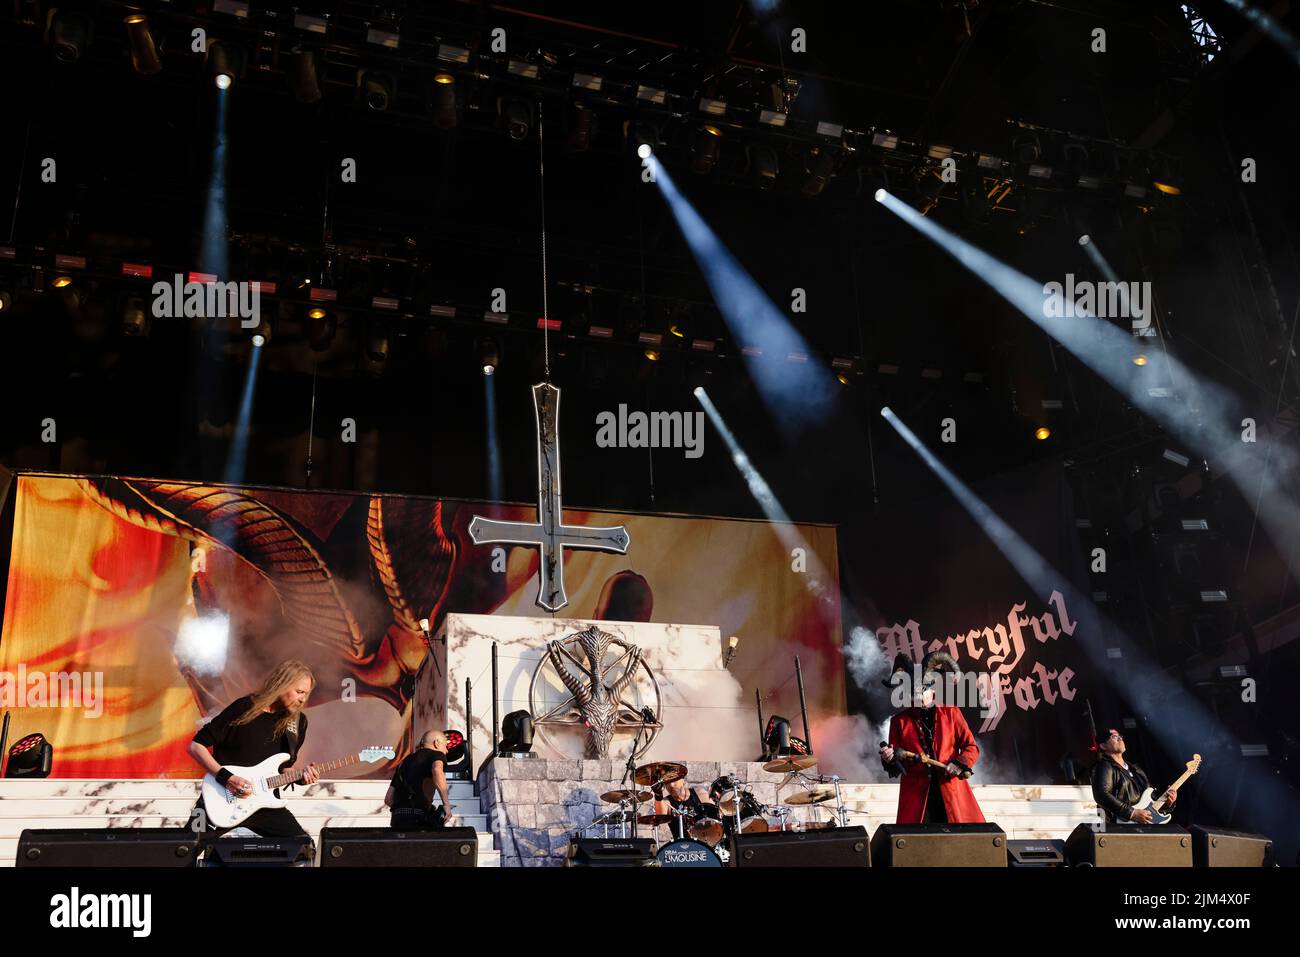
[
  {"x1": 1065, "y1": 823, "x2": 1192, "y2": 867},
  {"x1": 1190, "y1": 826, "x2": 1273, "y2": 867},
  {"x1": 731, "y1": 826, "x2": 869, "y2": 867},
  {"x1": 870, "y1": 823, "x2": 1007, "y2": 867},
  {"x1": 17, "y1": 828, "x2": 200, "y2": 867},
  {"x1": 568, "y1": 838, "x2": 655, "y2": 867},
  {"x1": 1007, "y1": 839, "x2": 1067, "y2": 867},
  {"x1": 319, "y1": 827, "x2": 477, "y2": 867},
  {"x1": 202, "y1": 835, "x2": 314, "y2": 867}
]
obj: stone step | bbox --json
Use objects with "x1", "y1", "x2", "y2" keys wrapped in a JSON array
[
  {"x1": 0, "y1": 780, "x2": 477, "y2": 800},
  {"x1": 808, "y1": 801, "x2": 1097, "y2": 815},
  {"x1": 833, "y1": 784, "x2": 1093, "y2": 801},
  {"x1": 0, "y1": 798, "x2": 484, "y2": 818}
]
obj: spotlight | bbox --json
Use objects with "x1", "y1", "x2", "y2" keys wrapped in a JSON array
[
  {"x1": 567, "y1": 104, "x2": 596, "y2": 153},
  {"x1": 478, "y1": 336, "x2": 499, "y2": 375},
  {"x1": 432, "y1": 72, "x2": 457, "y2": 129},
  {"x1": 669, "y1": 323, "x2": 686, "y2": 339},
  {"x1": 250, "y1": 317, "x2": 271, "y2": 346},
  {"x1": 1133, "y1": 354, "x2": 1148, "y2": 366},
  {"x1": 359, "y1": 70, "x2": 395, "y2": 111},
  {"x1": 874, "y1": 188, "x2": 886, "y2": 203},
  {"x1": 5, "y1": 732, "x2": 53, "y2": 778},
  {"x1": 644, "y1": 348, "x2": 661, "y2": 361},
  {"x1": 1035, "y1": 426, "x2": 1051, "y2": 441},
  {"x1": 1078, "y1": 234, "x2": 1091, "y2": 246},
  {"x1": 499, "y1": 711, "x2": 535, "y2": 756},
  {"x1": 0, "y1": 289, "x2": 11, "y2": 313},
  {"x1": 47, "y1": 11, "x2": 92, "y2": 63},
  {"x1": 692, "y1": 386, "x2": 704, "y2": 397},
  {"x1": 502, "y1": 98, "x2": 533, "y2": 140},
  {"x1": 746, "y1": 144, "x2": 779, "y2": 190},
  {"x1": 122, "y1": 296, "x2": 148, "y2": 336},
  {"x1": 836, "y1": 372, "x2": 851, "y2": 386},
  {"x1": 629, "y1": 122, "x2": 661, "y2": 157},
  {"x1": 290, "y1": 46, "x2": 322, "y2": 103},
  {"x1": 124, "y1": 14, "x2": 161, "y2": 75},
  {"x1": 307, "y1": 308, "x2": 336, "y2": 351},
  {"x1": 1153, "y1": 180, "x2": 1182, "y2": 196},
  {"x1": 52, "y1": 275, "x2": 73, "y2": 289},
  {"x1": 690, "y1": 125, "x2": 723, "y2": 175},
  {"x1": 252, "y1": 334, "x2": 265, "y2": 347},
  {"x1": 363, "y1": 328, "x2": 390, "y2": 375},
  {"x1": 1013, "y1": 132, "x2": 1041, "y2": 165},
  {"x1": 208, "y1": 40, "x2": 243, "y2": 89},
  {"x1": 800, "y1": 147, "x2": 835, "y2": 198}
]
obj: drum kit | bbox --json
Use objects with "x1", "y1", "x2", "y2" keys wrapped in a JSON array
[{"x1": 579, "y1": 753, "x2": 853, "y2": 866}]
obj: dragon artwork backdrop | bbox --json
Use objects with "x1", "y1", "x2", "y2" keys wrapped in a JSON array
[{"x1": 0, "y1": 473, "x2": 844, "y2": 778}]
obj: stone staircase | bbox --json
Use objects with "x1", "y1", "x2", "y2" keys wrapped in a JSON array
[
  {"x1": 0, "y1": 776, "x2": 498, "y2": 867},
  {"x1": 785, "y1": 783, "x2": 1103, "y2": 841}
]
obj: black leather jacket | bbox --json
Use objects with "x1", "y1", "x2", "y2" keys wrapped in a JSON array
[{"x1": 1091, "y1": 756, "x2": 1152, "y2": 823}]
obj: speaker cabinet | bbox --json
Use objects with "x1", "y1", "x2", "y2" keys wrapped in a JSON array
[
  {"x1": 870, "y1": 823, "x2": 1007, "y2": 867},
  {"x1": 1190, "y1": 826, "x2": 1273, "y2": 867},
  {"x1": 731, "y1": 826, "x2": 869, "y2": 867},
  {"x1": 318, "y1": 826, "x2": 478, "y2": 867},
  {"x1": 1066, "y1": 823, "x2": 1192, "y2": 867},
  {"x1": 568, "y1": 838, "x2": 655, "y2": 867},
  {"x1": 17, "y1": 828, "x2": 200, "y2": 867}
]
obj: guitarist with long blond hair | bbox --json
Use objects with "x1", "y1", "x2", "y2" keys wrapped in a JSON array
[{"x1": 188, "y1": 659, "x2": 321, "y2": 837}]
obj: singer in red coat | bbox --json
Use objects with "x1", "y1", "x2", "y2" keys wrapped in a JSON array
[{"x1": 881, "y1": 704, "x2": 986, "y2": 824}]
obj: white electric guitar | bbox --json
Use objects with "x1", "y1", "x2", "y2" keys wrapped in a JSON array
[
  {"x1": 1118, "y1": 753, "x2": 1201, "y2": 825},
  {"x1": 200, "y1": 746, "x2": 395, "y2": 829}
]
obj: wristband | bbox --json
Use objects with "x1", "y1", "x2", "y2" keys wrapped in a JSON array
[{"x1": 216, "y1": 767, "x2": 233, "y2": 787}]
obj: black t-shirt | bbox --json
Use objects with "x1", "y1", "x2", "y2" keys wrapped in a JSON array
[
  {"x1": 193, "y1": 696, "x2": 307, "y2": 772},
  {"x1": 389, "y1": 748, "x2": 447, "y2": 812}
]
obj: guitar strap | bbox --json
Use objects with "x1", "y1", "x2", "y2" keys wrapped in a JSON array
[{"x1": 279, "y1": 716, "x2": 303, "y2": 786}]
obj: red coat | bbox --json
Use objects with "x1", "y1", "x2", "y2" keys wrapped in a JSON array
[{"x1": 885, "y1": 706, "x2": 986, "y2": 824}]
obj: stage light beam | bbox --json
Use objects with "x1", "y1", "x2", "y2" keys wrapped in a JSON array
[
  {"x1": 873, "y1": 188, "x2": 1300, "y2": 584},
  {"x1": 652, "y1": 162, "x2": 835, "y2": 430}
]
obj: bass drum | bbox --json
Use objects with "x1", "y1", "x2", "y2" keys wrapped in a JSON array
[{"x1": 655, "y1": 839, "x2": 723, "y2": 868}]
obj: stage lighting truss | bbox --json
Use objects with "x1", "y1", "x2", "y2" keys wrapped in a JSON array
[{"x1": 39, "y1": 7, "x2": 1190, "y2": 216}]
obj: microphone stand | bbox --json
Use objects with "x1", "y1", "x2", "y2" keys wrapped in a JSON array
[{"x1": 623, "y1": 710, "x2": 651, "y2": 841}]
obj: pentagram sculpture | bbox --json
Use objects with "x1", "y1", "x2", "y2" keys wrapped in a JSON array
[{"x1": 528, "y1": 625, "x2": 662, "y2": 759}]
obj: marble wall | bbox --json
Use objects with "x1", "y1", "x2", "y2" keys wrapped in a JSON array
[{"x1": 418, "y1": 614, "x2": 760, "y2": 762}]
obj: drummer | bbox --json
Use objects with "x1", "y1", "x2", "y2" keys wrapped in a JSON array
[{"x1": 653, "y1": 776, "x2": 720, "y2": 839}]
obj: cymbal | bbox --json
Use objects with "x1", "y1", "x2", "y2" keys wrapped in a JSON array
[
  {"x1": 763, "y1": 754, "x2": 818, "y2": 773},
  {"x1": 634, "y1": 761, "x2": 687, "y2": 787},
  {"x1": 637, "y1": 814, "x2": 676, "y2": 826},
  {"x1": 784, "y1": 788, "x2": 836, "y2": 806},
  {"x1": 600, "y1": 789, "x2": 653, "y2": 804}
]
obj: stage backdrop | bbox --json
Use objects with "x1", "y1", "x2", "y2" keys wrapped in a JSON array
[
  {"x1": 831, "y1": 459, "x2": 1101, "y2": 785},
  {"x1": 0, "y1": 474, "x2": 843, "y2": 777}
]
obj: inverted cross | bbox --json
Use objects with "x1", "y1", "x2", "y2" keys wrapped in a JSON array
[{"x1": 469, "y1": 381, "x2": 630, "y2": 612}]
